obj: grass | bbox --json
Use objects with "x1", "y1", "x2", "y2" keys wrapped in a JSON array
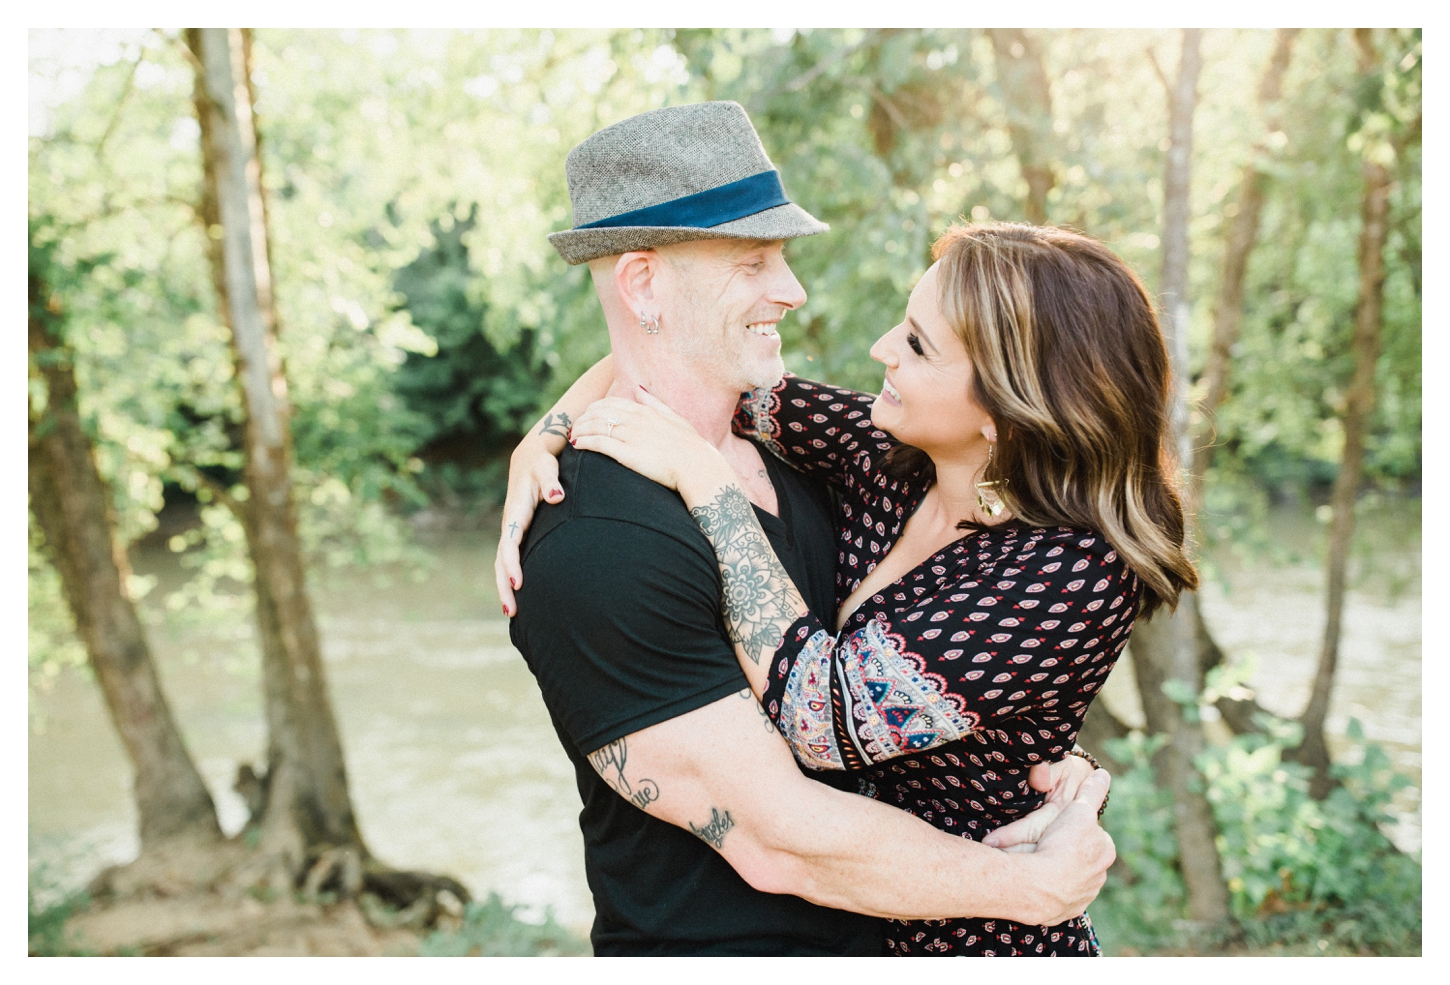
[
  {"x1": 418, "y1": 893, "x2": 591, "y2": 956},
  {"x1": 29, "y1": 891, "x2": 93, "y2": 956}
]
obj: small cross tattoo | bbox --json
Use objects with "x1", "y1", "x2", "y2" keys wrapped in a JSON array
[{"x1": 509, "y1": 522, "x2": 520, "y2": 539}]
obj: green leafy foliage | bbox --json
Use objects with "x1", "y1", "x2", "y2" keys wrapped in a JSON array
[
  {"x1": 1091, "y1": 733, "x2": 1186, "y2": 951},
  {"x1": 1094, "y1": 720, "x2": 1420, "y2": 955},
  {"x1": 389, "y1": 207, "x2": 551, "y2": 505}
]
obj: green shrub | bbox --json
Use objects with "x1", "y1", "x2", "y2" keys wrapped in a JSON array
[
  {"x1": 1091, "y1": 732, "x2": 1188, "y2": 954},
  {"x1": 1092, "y1": 719, "x2": 1420, "y2": 955}
]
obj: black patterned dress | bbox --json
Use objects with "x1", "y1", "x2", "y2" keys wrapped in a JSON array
[{"x1": 737, "y1": 375, "x2": 1141, "y2": 956}]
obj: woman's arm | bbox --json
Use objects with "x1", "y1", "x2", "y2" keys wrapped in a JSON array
[
  {"x1": 496, "y1": 355, "x2": 613, "y2": 615},
  {"x1": 573, "y1": 393, "x2": 1115, "y2": 844},
  {"x1": 571, "y1": 390, "x2": 813, "y2": 700},
  {"x1": 733, "y1": 375, "x2": 894, "y2": 487}
]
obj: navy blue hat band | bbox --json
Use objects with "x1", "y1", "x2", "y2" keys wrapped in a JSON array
[{"x1": 575, "y1": 170, "x2": 790, "y2": 230}]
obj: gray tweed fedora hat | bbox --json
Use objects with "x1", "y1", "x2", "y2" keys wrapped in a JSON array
[{"x1": 548, "y1": 101, "x2": 828, "y2": 265}]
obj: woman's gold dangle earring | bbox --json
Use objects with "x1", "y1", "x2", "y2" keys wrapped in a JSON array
[{"x1": 976, "y1": 443, "x2": 1005, "y2": 518}]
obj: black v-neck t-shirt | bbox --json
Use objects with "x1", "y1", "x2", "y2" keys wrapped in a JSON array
[{"x1": 510, "y1": 443, "x2": 882, "y2": 956}]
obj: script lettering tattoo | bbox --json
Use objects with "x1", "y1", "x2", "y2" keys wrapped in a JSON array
[
  {"x1": 587, "y1": 739, "x2": 661, "y2": 811},
  {"x1": 688, "y1": 807, "x2": 735, "y2": 850},
  {"x1": 739, "y1": 688, "x2": 776, "y2": 733},
  {"x1": 689, "y1": 486, "x2": 805, "y2": 665},
  {"x1": 629, "y1": 780, "x2": 660, "y2": 810},
  {"x1": 587, "y1": 739, "x2": 629, "y2": 793},
  {"x1": 538, "y1": 411, "x2": 572, "y2": 438}
]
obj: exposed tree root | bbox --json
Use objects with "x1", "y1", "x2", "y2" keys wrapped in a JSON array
[{"x1": 66, "y1": 824, "x2": 475, "y2": 955}]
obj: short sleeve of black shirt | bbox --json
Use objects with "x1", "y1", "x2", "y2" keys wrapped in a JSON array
[
  {"x1": 512, "y1": 481, "x2": 743, "y2": 751},
  {"x1": 509, "y1": 444, "x2": 881, "y2": 956}
]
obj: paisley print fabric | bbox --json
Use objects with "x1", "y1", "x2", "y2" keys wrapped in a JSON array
[
  {"x1": 779, "y1": 628, "x2": 846, "y2": 771},
  {"x1": 740, "y1": 375, "x2": 1141, "y2": 957},
  {"x1": 837, "y1": 618, "x2": 979, "y2": 763}
]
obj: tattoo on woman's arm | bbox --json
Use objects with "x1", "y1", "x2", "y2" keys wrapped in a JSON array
[
  {"x1": 538, "y1": 411, "x2": 572, "y2": 438},
  {"x1": 689, "y1": 486, "x2": 805, "y2": 665}
]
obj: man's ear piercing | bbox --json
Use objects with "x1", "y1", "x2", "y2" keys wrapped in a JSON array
[{"x1": 647, "y1": 315, "x2": 660, "y2": 335}]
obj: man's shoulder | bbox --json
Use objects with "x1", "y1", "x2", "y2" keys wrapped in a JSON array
[
  {"x1": 522, "y1": 449, "x2": 725, "y2": 597},
  {"x1": 521, "y1": 447, "x2": 712, "y2": 563},
  {"x1": 568, "y1": 447, "x2": 702, "y2": 532}
]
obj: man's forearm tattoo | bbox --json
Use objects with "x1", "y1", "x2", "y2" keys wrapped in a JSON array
[
  {"x1": 587, "y1": 738, "x2": 661, "y2": 810},
  {"x1": 689, "y1": 807, "x2": 735, "y2": 850},
  {"x1": 538, "y1": 411, "x2": 572, "y2": 438},
  {"x1": 689, "y1": 486, "x2": 805, "y2": 665}
]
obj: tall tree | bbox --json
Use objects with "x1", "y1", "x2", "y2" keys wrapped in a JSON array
[
  {"x1": 1130, "y1": 28, "x2": 1232, "y2": 928},
  {"x1": 186, "y1": 26, "x2": 361, "y2": 873},
  {"x1": 1191, "y1": 29, "x2": 1299, "y2": 492},
  {"x1": 1187, "y1": 30, "x2": 1300, "y2": 737},
  {"x1": 28, "y1": 235, "x2": 222, "y2": 848},
  {"x1": 183, "y1": 28, "x2": 470, "y2": 913},
  {"x1": 987, "y1": 29, "x2": 1056, "y2": 224},
  {"x1": 1288, "y1": 28, "x2": 1414, "y2": 798}
]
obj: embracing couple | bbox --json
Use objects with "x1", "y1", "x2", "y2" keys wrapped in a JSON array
[{"x1": 495, "y1": 101, "x2": 1197, "y2": 956}]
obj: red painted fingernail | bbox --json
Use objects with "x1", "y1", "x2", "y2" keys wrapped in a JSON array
[
  {"x1": 510, "y1": 577, "x2": 518, "y2": 589},
  {"x1": 502, "y1": 605, "x2": 510, "y2": 616},
  {"x1": 551, "y1": 488, "x2": 562, "y2": 497}
]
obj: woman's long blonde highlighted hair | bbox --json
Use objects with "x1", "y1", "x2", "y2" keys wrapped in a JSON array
[{"x1": 889, "y1": 222, "x2": 1198, "y2": 617}]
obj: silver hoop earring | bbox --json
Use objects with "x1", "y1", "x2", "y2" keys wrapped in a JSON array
[{"x1": 649, "y1": 315, "x2": 660, "y2": 335}]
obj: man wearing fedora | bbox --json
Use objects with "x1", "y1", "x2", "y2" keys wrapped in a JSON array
[{"x1": 506, "y1": 102, "x2": 1114, "y2": 956}]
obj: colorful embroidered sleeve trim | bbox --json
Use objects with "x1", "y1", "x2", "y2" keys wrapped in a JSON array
[
  {"x1": 779, "y1": 627, "x2": 846, "y2": 771},
  {"x1": 837, "y1": 618, "x2": 980, "y2": 763},
  {"x1": 739, "y1": 384, "x2": 786, "y2": 460}
]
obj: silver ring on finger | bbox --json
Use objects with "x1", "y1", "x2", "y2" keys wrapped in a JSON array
[{"x1": 606, "y1": 417, "x2": 619, "y2": 438}]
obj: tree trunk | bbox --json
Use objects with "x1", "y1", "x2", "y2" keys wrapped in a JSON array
[
  {"x1": 1174, "y1": 31, "x2": 1303, "y2": 745},
  {"x1": 28, "y1": 269, "x2": 221, "y2": 847},
  {"x1": 187, "y1": 27, "x2": 362, "y2": 863},
  {"x1": 1075, "y1": 700, "x2": 1130, "y2": 776},
  {"x1": 1191, "y1": 29, "x2": 1299, "y2": 491},
  {"x1": 987, "y1": 29, "x2": 1056, "y2": 224},
  {"x1": 1136, "y1": 28, "x2": 1233, "y2": 928},
  {"x1": 1287, "y1": 29, "x2": 1395, "y2": 799}
]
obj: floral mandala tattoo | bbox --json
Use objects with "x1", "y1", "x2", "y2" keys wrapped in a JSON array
[{"x1": 689, "y1": 486, "x2": 803, "y2": 665}]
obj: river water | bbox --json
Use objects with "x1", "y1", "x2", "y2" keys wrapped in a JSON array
[{"x1": 28, "y1": 503, "x2": 1420, "y2": 930}]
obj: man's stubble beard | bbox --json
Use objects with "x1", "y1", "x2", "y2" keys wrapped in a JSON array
[{"x1": 669, "y1": 278, "x2": 785, "y2": 394}]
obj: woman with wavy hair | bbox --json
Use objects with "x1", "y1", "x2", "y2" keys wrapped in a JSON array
[{"x1": 503, "y1": 222, "x2": 1197, "y2": 955}]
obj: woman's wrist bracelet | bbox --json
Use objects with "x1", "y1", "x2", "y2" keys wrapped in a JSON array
[{"x1": 1066, "y1": 747, "x2": 1109, "y2": 819}]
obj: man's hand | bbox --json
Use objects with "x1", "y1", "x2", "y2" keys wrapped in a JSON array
[
  {"x1": 1013, "y1": 769, "x2": 1115, "y2": 926},
  {"x1": 981, "y1": 754, "x2": 1098, "y2": 853}
]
